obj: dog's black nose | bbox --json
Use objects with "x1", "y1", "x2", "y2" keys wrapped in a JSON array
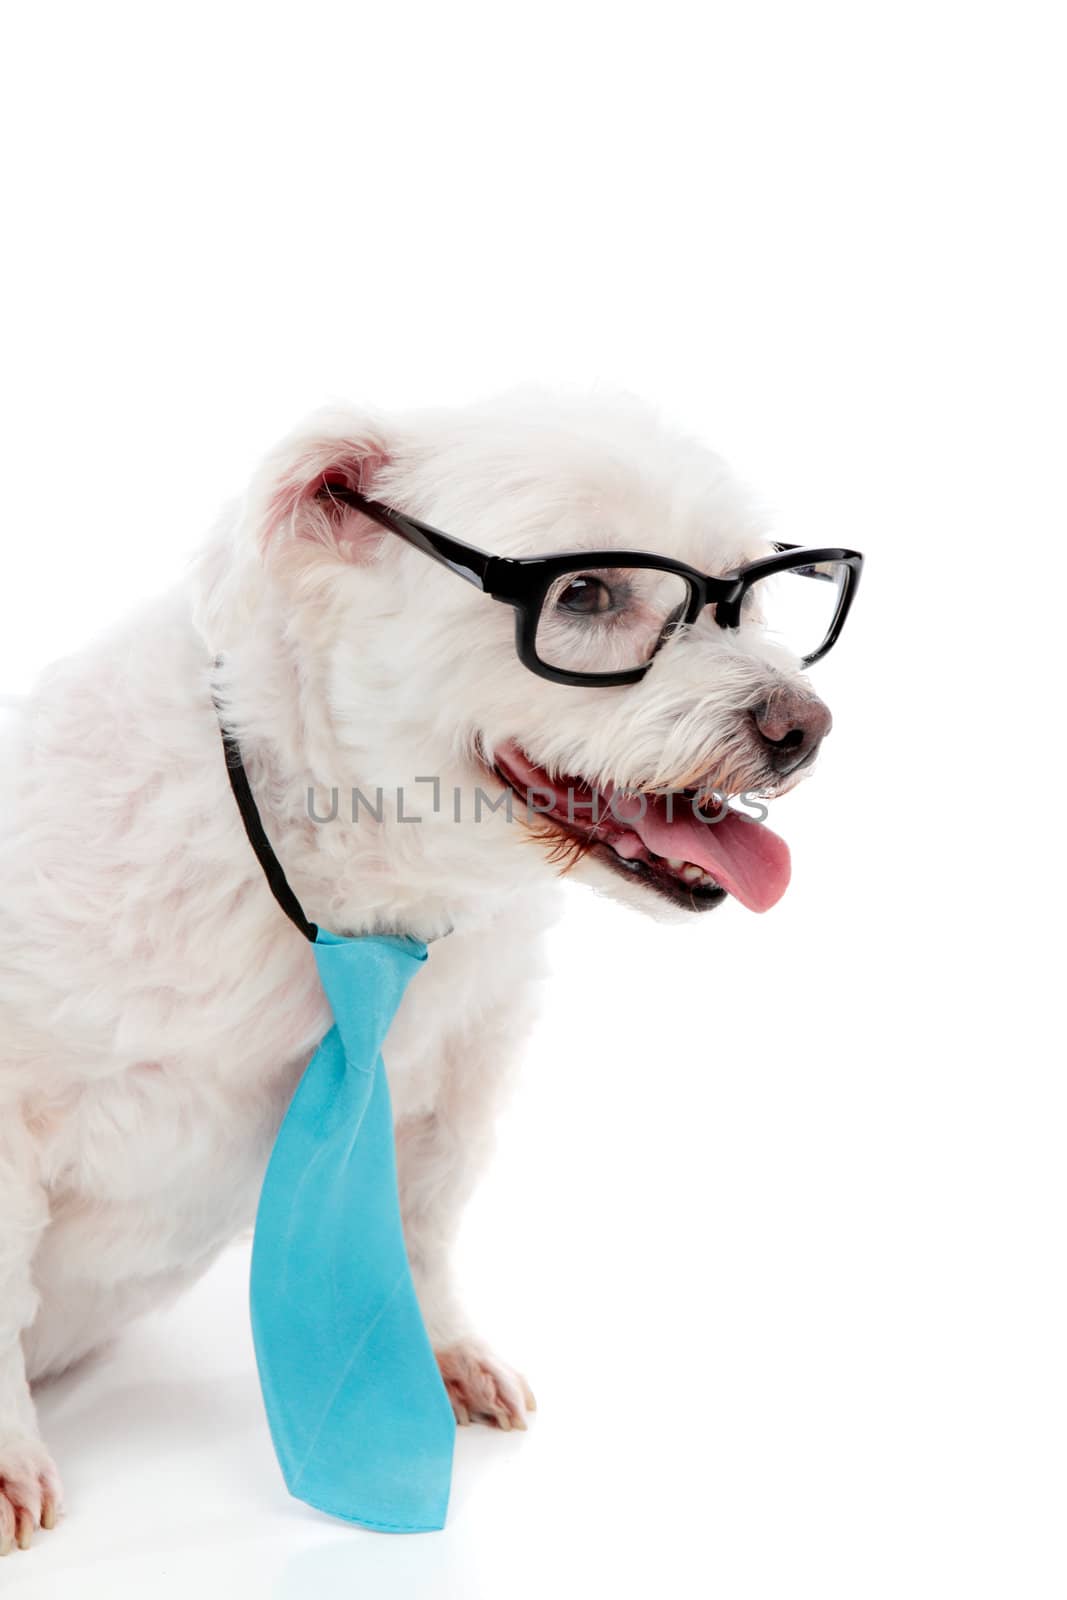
[{"x1": 751, "y1": 689, "x2": 833, "y2": 776}]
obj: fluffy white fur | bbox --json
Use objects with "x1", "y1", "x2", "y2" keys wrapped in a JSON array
[{"x1": 0, "y1": 391, "x2": 829, "y2": 1551}]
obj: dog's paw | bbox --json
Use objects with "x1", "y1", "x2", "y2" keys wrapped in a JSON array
[
  {"x1": 436, "y1": 1340, "x2": 536, "y2": 1431},
  {"x1": 0, "y1": 1433, "x2": 63, "y2": 1556}
]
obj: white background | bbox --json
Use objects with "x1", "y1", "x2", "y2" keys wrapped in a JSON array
[{"x1": 2, "y1": 3, "x2": 1065, "y2": 1596}]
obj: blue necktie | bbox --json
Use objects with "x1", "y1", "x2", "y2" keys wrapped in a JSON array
[
  {"x1": 216, "y1": 713, "x2": 456, "y2": 1533},
  {"x1": 249, "y1": 930, "x2": 456, "y2": 1532}
]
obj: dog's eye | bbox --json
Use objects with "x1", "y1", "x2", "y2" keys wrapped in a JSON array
[{"x1": 555, "y1": 576, "x2": 616, "y2": 615}]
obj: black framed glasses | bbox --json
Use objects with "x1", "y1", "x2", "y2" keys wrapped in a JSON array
[{"x1": 324, "y1": 486, "x2": 864, "y2": 687}]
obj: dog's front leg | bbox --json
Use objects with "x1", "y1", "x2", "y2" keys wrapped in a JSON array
[
  {"x1": 0, "y1": 1123, "x2": 63, "y2": 1554},
  {"x1": 395, "y1": 991, "x2": 538, "y2": 1432}
]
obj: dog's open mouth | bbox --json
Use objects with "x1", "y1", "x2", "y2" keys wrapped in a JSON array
[{"x1": 492, "y1": 742, "x2": 791, "y2": 914}]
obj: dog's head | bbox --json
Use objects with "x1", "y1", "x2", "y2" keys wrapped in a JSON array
[{"x1": 215, "y1": 392, "x2": 841, "y2": 928}]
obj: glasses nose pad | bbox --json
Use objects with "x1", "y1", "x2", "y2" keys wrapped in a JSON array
[{"x1": 706, "y1": 595, "x2": 741, "y2": 631}]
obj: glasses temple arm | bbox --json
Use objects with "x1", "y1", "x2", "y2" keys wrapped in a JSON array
[{"x1": 318, "y1": 485, "x2": 493, "y2": 589}]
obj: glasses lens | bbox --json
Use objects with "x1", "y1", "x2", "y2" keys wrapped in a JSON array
[
  {"x1": 534, "y1": 566, "x2": 691, "y2": 676},
  {"x1": 745, "y1": 559, "x2": 849, "y2": 662}
]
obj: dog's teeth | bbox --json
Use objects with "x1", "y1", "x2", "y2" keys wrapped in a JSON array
[
  {"x1": 681, "y1": 864, "x2": 704, "y2": 882},
  {"x1": 666, "y1": 857, "x2": 685, "y2": 869}
]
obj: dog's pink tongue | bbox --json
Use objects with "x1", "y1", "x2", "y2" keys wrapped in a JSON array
[{"x1": 626, "y1": 798, "x2": 791, "y2": 912}]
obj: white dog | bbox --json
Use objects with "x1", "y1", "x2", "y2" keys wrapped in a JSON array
[{"x1": 0, "y1": 391, "x2": 846, "y2": 1553}]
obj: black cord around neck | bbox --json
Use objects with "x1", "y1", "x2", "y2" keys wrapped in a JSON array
[{"x1": 217, "y1": 722, "x2": 318, "y2": 944}]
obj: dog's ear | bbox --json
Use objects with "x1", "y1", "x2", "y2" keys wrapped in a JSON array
[{"x1": 251, "y1": 410, "x2": 396, "y2": 567}]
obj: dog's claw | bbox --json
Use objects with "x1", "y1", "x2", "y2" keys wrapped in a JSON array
[
  {"x1": 437, "y1": 1341, "x2": 535, "y2": 1433},
  {"x1": 0, "y1": 1434, "x2": 63, "y2": 1554},
  {"x1": 522, "y1": 1379, "x2": 537, "y2": 1412}
]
